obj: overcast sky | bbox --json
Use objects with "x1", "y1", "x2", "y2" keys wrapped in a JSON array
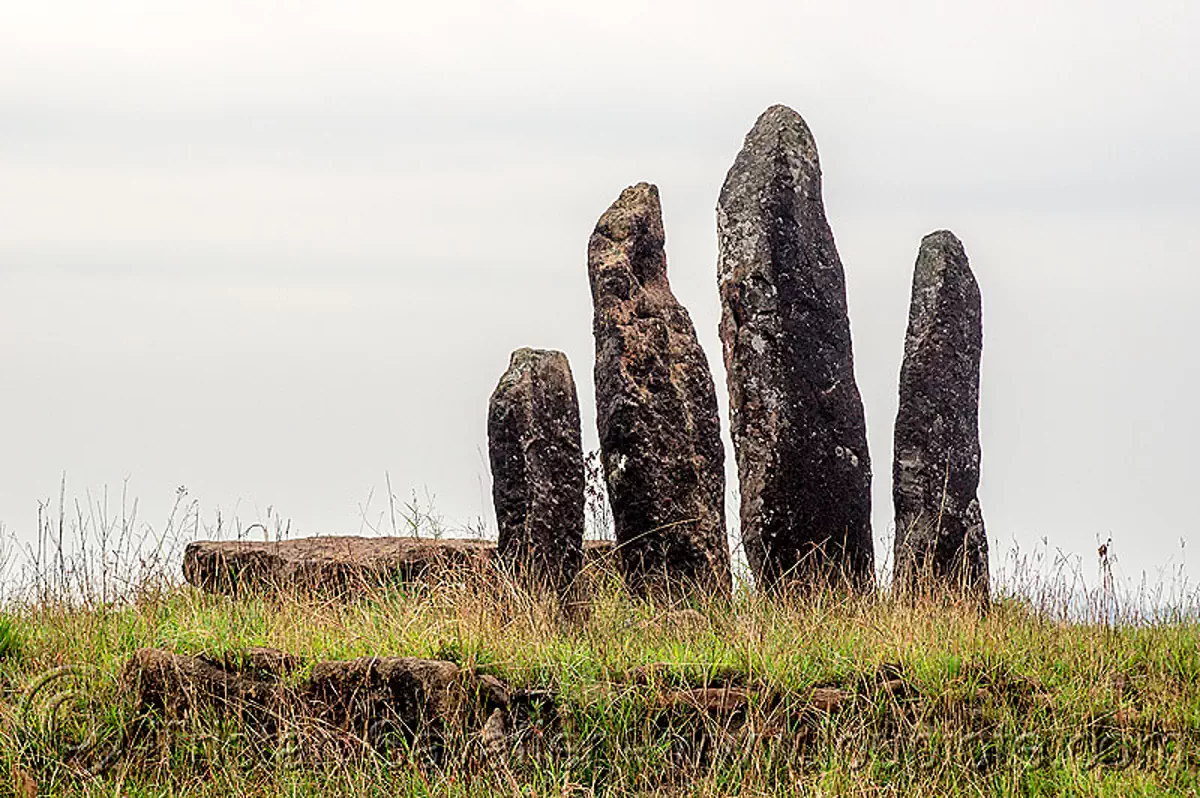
[{"x1": 2, "y1": 0, "x2": 1197, "y2": 594}]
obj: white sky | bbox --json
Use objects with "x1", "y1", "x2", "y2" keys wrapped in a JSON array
[{"x1": 2, "y1": 0, "x2": 1198, "y2": 593}]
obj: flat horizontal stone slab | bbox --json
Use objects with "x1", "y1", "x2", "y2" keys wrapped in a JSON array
[{"x1": 183, "y1": 536, "x2": 616, "y2": 595}]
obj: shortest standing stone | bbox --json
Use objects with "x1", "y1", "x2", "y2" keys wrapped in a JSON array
[
  {"x1": 488, "y1": 348, "x2": 586, "y2": 596},
  {"x1": 892, "y1": 230, "x2": 988, "y2": 597}
]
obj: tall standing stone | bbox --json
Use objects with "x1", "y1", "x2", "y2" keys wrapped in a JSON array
[
  {"x1": 588, "y1": 182, "x2": 731, "y2": 600},
  {"x1": 488, "y1": 348, "x2": 585, "y2": 595},
  {"x1": 717, "y1": 105, "x2": 874, "y2": 590},
  {"x1": 892, "y1": 231, "x2": 988, "y2": 596}
]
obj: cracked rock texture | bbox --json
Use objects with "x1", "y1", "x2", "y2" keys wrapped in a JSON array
[
  {"x1": 588, "y1": 182, "x2": 731, "y2": 600},
  {"x1": 488, "y1": 348, "x2": 586, "y2": 594},
  {"x1": 717, "y1": 105, "x2": 873, "y2": 590},
  {"x1": 892, "y1": 230, "x2": 988, "y2": 596}
]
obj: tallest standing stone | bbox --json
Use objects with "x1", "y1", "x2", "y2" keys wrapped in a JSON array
[{"x1": 717, "y1": 105, "x2": 874, "y2": 590}]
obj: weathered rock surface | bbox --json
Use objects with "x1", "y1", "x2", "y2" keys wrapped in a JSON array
[
  {"x1": 488, "y1": 348, "x2": 585, "y2": 594},
  {"x1": 716, "y1": 104, "x2": 874, "y2": 589},
  {"x1": 655, "y1": 686, "x2": 752, "y2": 716},
  {"x1": 117, "y1": 647, "x2": 935, "y2": 773},
  {"x1": 122, "y1": 649, "x2": 507, "y2": 760},
  {"x1": 122, "y1": 647, "x2": 278, "y2": 725},
  {"x1": 588, "y1": 182, "x2": 730, "y2": 599},
  {"x1": 298, "y1": 656, "x2": 507, "y2": 756},
  {"x1": 183, "y1": 536, "x2": 615, "y2": 596},
  {"x1": 198, "y1": 646, "x2": 302, "y2": 680},
  {"x1": 183, "y1": 536, "x2": 491, "y2": 595},
  {"x1": 892, "y1": 230, "x2": 988, "y2": 595}
]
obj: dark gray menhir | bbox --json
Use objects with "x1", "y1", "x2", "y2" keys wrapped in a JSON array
[
  {"x1": 892, "y1": 231, "x2": 988, "y2": 595},
  {"x1": 588, "y1": 182, "x2": 731, "y2": 600},
  {"x1": 717, "y1": 105, "x2": 874, "y2": 590},
  {"x1": 488, "y1": 348, "x2": 586, "y2": 594}
]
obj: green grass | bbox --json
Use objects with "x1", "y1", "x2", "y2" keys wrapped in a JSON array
[
  {"x1": 0, "y1": 562, "x2": 1197, "y2": 797},
  {"x1": 0, "y1": 614, "x2": 23, "y2": 661}
]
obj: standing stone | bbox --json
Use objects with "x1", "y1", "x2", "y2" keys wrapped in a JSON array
[
  {"x1": 588, "y1": 182, "x2": 731, "y2": 600},
  {"x1": 488, "y1": 348, "x2": 585, "y2": 595},
  {"x1": 716, "y1": 105, "x2": 874, "y2": 590},
  {"x1": 892, "y1": 231, "x2": 988, "y2": 596}
]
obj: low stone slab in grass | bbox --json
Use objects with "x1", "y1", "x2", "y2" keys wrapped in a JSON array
[
  {"x1": 183, "y1": 536, "x2": 617, "y2": 596},
  {"x1": 121, "y1": 648, "x2": 508, "y2": 763},
  {"x1": 298, "y1": 656, "x2": 509, "y2": 758}
]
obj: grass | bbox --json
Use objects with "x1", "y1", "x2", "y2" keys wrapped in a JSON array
[
  {"x1": 1, "y1": 568, "x2": 1198, "y2": 796},
  {"x1": 0, "y1": 615, "x2": 22, "y2": 661},
  {"x1": 0, "y1": 495, "x2": 1197, "y2": 796}
]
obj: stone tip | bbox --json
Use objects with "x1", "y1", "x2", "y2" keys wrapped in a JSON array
[
  {"x1": 914, "y1": 230, "x2": 978, "y2": 299},
  {"x1": 595, "y1": 182, "x2": 662, "y2": 234},
  {"x1": 720, "y1": 105, "x2": 821, "y2": 207},
  {"x1": 761, "y1": 103, "x2": 801, "y2": 120},
  {"x1": 917, "y1": 231, "x2": 972, "y2": 279},
  {"x1": 507, "y1": 347, "x2": 567, "y2": 370},
  {"x1": 618, "y1": 181, "x2": 659, "y2": 205},
  {"x1": 921, "y1": 229, "x2": 965, "y2": 253},
  {"x1": 746, "y1": 104, "x2": 815, "y2": 143},
  {"x1": 589, "y1": 181, "x2": 668, "y2": 291}
]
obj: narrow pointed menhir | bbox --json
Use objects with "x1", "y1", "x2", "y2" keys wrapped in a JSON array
[
  {"x1": 893, "y1": 231, "x2": 988, "y2": 597},
  {"x1": 717, "y1": 105, "x2": 874, "y2": 590},
  {"x1": 489, "y1": 348, "x2": 586, "y2": 596},
  {"x1": 589, "y1": 182, "x2": 731, "y2": 601}
]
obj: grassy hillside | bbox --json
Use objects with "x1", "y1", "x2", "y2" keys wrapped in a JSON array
[{"x1": 0, "y1": 552, "x2": 1197, "y2": 797}]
